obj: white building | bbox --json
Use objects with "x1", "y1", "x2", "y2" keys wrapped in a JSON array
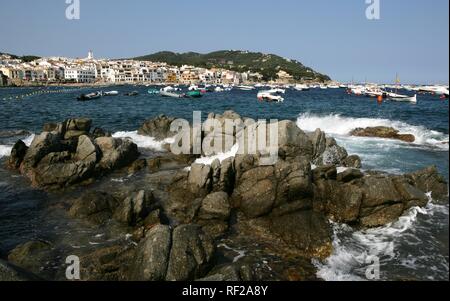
[{"x1": 64, "y1": 67, "x2": 96, "y2": 83}]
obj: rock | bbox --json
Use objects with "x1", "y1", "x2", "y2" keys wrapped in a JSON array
[
  {"x1": 317, "y1": 144, "x2": 348, "y2": 166},
  {"x1": 344, "y1": 155, "x2": 362, "y2": 168},
  {"x1": 216, "y1": 157, "x2": 235, "y2": 193},
  {"x1": 337, "y1": 168, "x2": 364, "y2": 183},
  {"x1": 8, "y1": 140, "x2": 28, "y2": 169},
  {"x1": 406, "y1": 166, "x2": 448, "y2": 202},
  {"x1": 113, "y1": 190, "x2": 156, "y2": 226},
  {"x1": 62, "y1": 118, "x2": 92, "y2": 140},
  {"x1": 0, "y1": 259, "x2": 41, "y2": 281},
  {"x1": 312, "y1": 165, "x2": 337, "y2": 181},
  {"x1": 21, "y1": 132, "x2": 62, "y2": 170},
  {"x1": 361, "y1": 176, "x2": 402, "y2": 208},
  {"x1": 69, "y1": 192, "x2": 119, "y2": 224},
  {"x1": 350, "y1": 126, "x2": 416, "y2": 143},
  {"x1": 42, "y1": 122, "x2": 58, "y2": 132},
  {"x1": 165, "y1": 225, "x2": 215, "y2": 281},
  {"x1": 8, "y1": 240, "x2": 52, "y2": 273},
  {"x1": 74, "y1": 135, "x2": 97, "y2": 163},
  {"x1": 198, "y1": 192, "x2": 231, "y2": 221},
  {"x1": 393, "y1": 177, "x2": 428, "y2": 209},
  {"x1": 310, "y1": 129, "x2": 327, "y2": 160},
  {"x1": 95, "y1": 137, "x2": 139, "y2": 171},
  {"x1": 188, "y1": 163, "x2": 213, "y2": 192},
  {"x1": 277, "y1": 120, "x2": 313, "y2": 160},
  {"x1": 130, "y1": 225, "x2": 172, "y2": 281},
  {"x1": 233, "y1": 166, "x2": 276, "y2": 218},
  {"x1": 197, "y1": 265, "x2": 242, "y2": 281},
  {"x1": 360, "y1": 203, "x2": 405, "y2": 227},
  {"x1": 128, "y1": 158, "x2": 147, "y2": 174},
  {"x1": 138, "y1": 115, "x2": 176, "y2": 141},
  {"x1": 327, "y1": 184, "x2": 363, "y2": 223},
  {"x1": 92, "y1": 127, "x2": 112, "y2": 139}
]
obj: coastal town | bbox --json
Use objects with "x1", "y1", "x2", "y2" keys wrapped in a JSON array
[{"x1": 0, "y1": 51, "x2": 299, "y2": 87}]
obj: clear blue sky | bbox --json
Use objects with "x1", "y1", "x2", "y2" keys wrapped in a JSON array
[{"x1": 0, "y1": 0, "x2": 448, "y2": 84}]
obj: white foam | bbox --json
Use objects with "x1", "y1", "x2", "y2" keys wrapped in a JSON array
[
  {"x1": 194, "y1": 144, "x2": 239, "y2": 166},
  {"x1": 112, "y1": 131, "x2": 174, "y2": 151},
  {"x1": 313, "y1": 194, "x2": 446, "y2": 281},
  {"x1": 0, "y1": 134, "x2": 35, "y2": 159},
  {"x1": 297, "y1": 113, "x2": 449, "y2": 150}
]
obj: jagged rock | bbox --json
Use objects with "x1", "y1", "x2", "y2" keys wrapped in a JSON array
[
  {"x1": 69, "y1": 191, "x2": 119, "y2": 224},
  {"x1": 165, "y1": 224, "x2": 215, "y2": 281},
  {"x1": 42, "y1": 122, "x2": 58, "y2": 132},
  {"x1": 310, "y1": 129, "x2": 327, "y2": 160},
  {"x1": 63, "y1": 118, "x2": 92, "y2": 140},
  {"x1": 406, "y1": 166, "x2": 448, "y2": 202},
  {"x1": 0, "y1": 260, "x2": 42, "y2": 281},
  {"x1": 8, "y1": 240, "x2": 52, "y2": 274},
  {"x1": 188, "y1": 163, "x2": 213, "y2": 193},
  {"x1": 113, "y1": 190, "x2": 156, "y2": 226},
  {"x1": 198, "y1": 192, "x2": 231, "y2": 221},
  {"x1": 350, "y1": 126, "x2": 415, "y2": 143},
  {"x1": 277, "y1": 120, "x2": 313, "y2": 161},
  {"x1": 130, "y1": 225, "x2": 172, "y2": 281},
  {"x1": 95, "y1": 137, "x2": 139, "y2": 171},
  {"x1": 327, "y1": 183, "x2": 363, "y2": 223},
  {"x1": 8, "y1": 140, "x2": 28, "y2": 169},
  {"x1": 312, "y1": 165, "x2": 337, "y2": 181},
  {"x1": 138, "y1": 115, "x2": 176, "y2": 141},
  {"x1": 360, "y1": 203, "x2": 405, "y2": 227},
  {"x1": 337, "y1": 168, "x2": 364, "y2": 183},
  {"x1": 21, "y1": 132, "x2": 62, "y2": 170},
  {"x1": 344, "y1": 155, "x2": 362, "y2": 168},
  {"x1": 92, "y1": 127, "x2": 112, "y2": 139}
]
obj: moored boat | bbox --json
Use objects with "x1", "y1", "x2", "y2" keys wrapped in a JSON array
[
  {"x1": 160, "y1": 91, "x2": 185, "y2": 98},
  {"x1": 388, "y1": 93, "x2": 417, "y2": 103},
  {"x1": 147, "y1": 89, "x2": 160, "y2": 95},
  {"x1": 257, "y1": 91, "x2": 284, "y2": 103},
  {"x1": 103, "y1": 91, "x2": 119, "y2": 96},
  {"x1": 124, "y1": 91, "x2": 139, "y2": 96},
  {"x1": 186, "y1": 90, "x2": 203, "y2": 98},
  {"x1": 77, "y1": 91, "x2": 102, "y2": 101}
]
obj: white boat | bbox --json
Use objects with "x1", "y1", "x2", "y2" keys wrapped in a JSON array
[
  {"x1": 160, "y1": 91, "x2": 185, "y2": 98},
  {"x1": 327, "y1": 85, "x2": 340, "y2": 89},
  {"x1": 214, "y1": 86, "x2": 224, "y2": 92},
  {"x1": 264, "y1": 88, "x2": 285, "y2": 94},
  {"x1": 237, "y1": 85, "x2": 255, "y2": 91},
  {"x1": 319, "y1": 85, "x2": 328, "y2": 90},
  {"x1": 103, "y1": 90, "x2": 119, "y2": 96},
  {"x1": 294, "y1": 84, "x2": 309, "y2": 91},
  {"x1": 257, "y1": 91, "x2": 284, "y2": 102},
  {"x1": 161, "y1": 86, "x2": 175, "y2": 92},
  {"x1": 188, "y1": 85, "x2": 199, "y2": 91},
  {"x1": 388, "y1": 93, "x2": 417, "y2": 103}
]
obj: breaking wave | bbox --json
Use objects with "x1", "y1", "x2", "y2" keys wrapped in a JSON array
[
  {"x1": 296, "y1": 113, "x2": 449, "y2": 150},
  {"x1": 313, "y1": 195, "x2": 449, "y2": 281},
  {"x1": 0, "y1": 134, "x2": 35, "y2": 159},
  {"x1": 112, "y1": 131, "x2": 174, "y2": 151}
]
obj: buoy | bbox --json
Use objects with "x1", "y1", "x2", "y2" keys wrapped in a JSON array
[{"x1": 377, "y1": 95, "x2": 383, "y2": 103}]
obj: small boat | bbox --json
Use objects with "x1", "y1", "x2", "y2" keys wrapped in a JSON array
[
  {"x1": 237, "y1": 85, "x2": 255, "y2": 91},
  {"x1": 214, "y1": 86, "x2": 224, "y2": 92},
  {"x1": 186, "y1": 90, "x2": 203, "y2": 98},
  {"x1": 124, "y1": 91, "x2": 139, "y2": 96},
  {"x1": 103, "y1": 91, "x2": 119, "y2": 96},
  {"x1": 388, "y1": 93, "x2": 417, "y2": 103},
  {"x1": 160, "y1": 91, "x2": 185, "y2": 98},
  {"x1": 264, "y1": 88, "x2": 285, "y2": 94},
  {"x1": 77, "y1": 92, "x2": 102, "y2": 101},
  {"x1": 257, "y1": 91, "x2": 284, "y2": 103},
  {"x1": 161, "y1": 86, "x2": 176, "y2": 92},
  {"x1": 148, "y1": 89, "x2": 160, "y2": 95},
  {"x1": 294, "y1": 84, "x2": 309, "y2": 91}
]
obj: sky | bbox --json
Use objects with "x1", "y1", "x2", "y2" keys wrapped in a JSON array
[{"x1": 0, "y1": 0, "x2": 448, "y2": 84}]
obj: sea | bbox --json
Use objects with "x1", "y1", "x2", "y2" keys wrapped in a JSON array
[{"x1": 0, "y1": 85, "x2": 448, "y2": 281}]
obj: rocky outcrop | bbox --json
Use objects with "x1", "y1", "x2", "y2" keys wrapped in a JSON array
[
  {"x1": 130, "y1": 224, "x2": 215, "y2": 281},
  {"x1": 350, "y1": 126, "x2": 416, "y2": 143},
  {"x1": 0, "y1": 260, "x2": 42, "y2": 281},
  {"x1": 138, "y1": 114, "x2": 176, "y2": 141},
  {"x1": 8, "y1": 118, "x2": 140, "y2": 189}
]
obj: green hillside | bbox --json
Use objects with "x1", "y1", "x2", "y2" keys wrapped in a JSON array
[{"x1": 134, "y1": 50, "x2": 330, "y2": 82}]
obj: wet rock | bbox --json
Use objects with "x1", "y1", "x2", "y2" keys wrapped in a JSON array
[
  {"x1": 138, "y1": 115, "x2": 176, "y2": 141},
  {"x1": 8, "y1": 140, "x2": 28, "y2": 169},
  {"x1": 128, "y1": 158, "x2": 147, "y2": 174},
  {"x1": 63, "y1": 118, "x2": 92, "y2": 140},
  {"x1": 277, "y1": 120, "x2": 313, "y2": 161},
  {"x1": 0, "y1": 259, "x2": 42, "y2": 281},
  {"x1": 360, "y1": 203, "x2": 405, "y2": 227},
  {"x1": 8, "y1": 240, "x2": 52, "y2": 273},
  {"x1": 350, "y1": 126, "x2": 415, "y2": 143},
  {"x1": 312, "y1": 165, "x2": 337, "y2": 181},
  {"x1": 113, "y1": 190, "x2": 156, "y2": 226},
  {"x1": 21, "y1": 132, "x2": 62, "y2": 170},
  {"x1": 92, "y1": 127, "x2": 112, "y2": 139},
  {"x1": 406, "y1": 166, "x2": 448, "y2": 202},
  {"x1": 42, "y1": 122, "x2": 58, "y2": 132},
  {"x1": 69, "y1": 191, "x2": 119, "y2": 224},
  {"x1": 165, "y1": 224, "x2": 215, "y2": 281},
  {"x1": 327, "y1": 183, "x2": 363, "y2": 223},
  {"x1": 344, "y1": 155, "x2": 362, "y2": 168},
  {"x1": 130, "y1": 225, "x2": 172, "y2": 281}
]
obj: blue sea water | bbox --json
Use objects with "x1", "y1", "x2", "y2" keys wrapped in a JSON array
[{"x1": 0, "y1": 86, "x2": 448, "y2": 280}]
